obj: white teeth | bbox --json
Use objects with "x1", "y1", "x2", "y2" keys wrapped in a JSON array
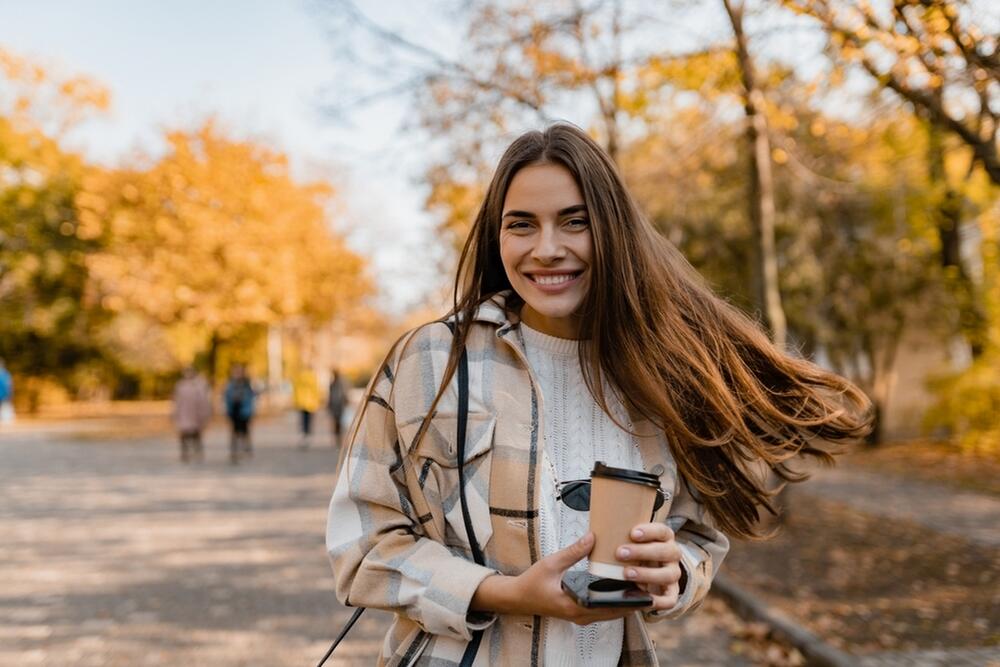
[{"x1": 533, "y1": 274, "x2": 575, "y2": 286}]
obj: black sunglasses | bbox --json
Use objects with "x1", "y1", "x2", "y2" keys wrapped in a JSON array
[{"x1": 555, "y1": 479, "x2": 671, "y2": 513}]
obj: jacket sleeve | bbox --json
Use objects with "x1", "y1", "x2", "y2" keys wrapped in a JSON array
[
  {"x1": 326, "y1": 348, "x2": 498, "y2": 642},
  {"x1": 645, "y1": 475, "x2": 730, "y2": 622}
]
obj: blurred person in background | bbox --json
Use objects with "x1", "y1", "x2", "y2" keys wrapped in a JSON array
[
  {"x1": 171, "y1": 366, "x2": 212, "y2": 462},
  {"x1": 0, "y1": 358, "x2": 13, "y2": 425},
  {"x1": 293, "y1": 366, "x2": 321, "y2": 449},
  {"x1": 224, "y1": 364, "x2": 255, "y2": 464},
  {"x1": 327, "y1": 367, "x2": 348, "y2": 451}
]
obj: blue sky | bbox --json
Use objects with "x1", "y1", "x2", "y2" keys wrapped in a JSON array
[{"x1": 0, "y1": 0, "x2": 440, "y2": 313}]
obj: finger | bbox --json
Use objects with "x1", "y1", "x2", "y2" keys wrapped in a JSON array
[
  {"x1": 548, "y1": 532, "x2": 594, "y2": 570},
  {"x1": 649, "y1": 582, "x2": 681, "y2": 611},
  {"x1": 616, "y1": 541, "x2": 680, "y2": 564},
  {"x1": 621, "y1": 562, "x2": 683, "y2": 586},
  {"x1": 629, "y1": 523, "x2": 672, "y2": 543},
  {"x1": 637, "y1": 581, "x2": 665, "y2": 597}
]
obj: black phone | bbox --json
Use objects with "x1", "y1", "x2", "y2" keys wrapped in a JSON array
[{"x1": 560, "y1": 571, "x2": 653, "y2": 608}]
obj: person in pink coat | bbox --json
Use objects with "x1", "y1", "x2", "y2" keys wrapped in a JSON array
[{"x1": 172, "y1": 367, "x2": 213, "y2": 462}]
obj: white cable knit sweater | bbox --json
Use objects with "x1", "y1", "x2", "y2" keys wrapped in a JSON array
[{"x1": 519, "y1": 323, "x2": 645, "y2": 667}]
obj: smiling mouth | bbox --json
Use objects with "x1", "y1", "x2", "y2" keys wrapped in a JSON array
[{"x1": 526, "y1": 271, "x2": 583, "y2": 286}]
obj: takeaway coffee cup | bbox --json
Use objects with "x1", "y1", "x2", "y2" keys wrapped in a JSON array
[{"x1": 587, "y1": 461, "x2": 661, "y2": 580}]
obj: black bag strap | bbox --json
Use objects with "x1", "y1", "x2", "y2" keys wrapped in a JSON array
[
  {"x1": 318, "y1": 341, "x2": 483, "y2": 667},
  {"x1": 456, "y1": 347, "x2": 485, "y2": 567},
  {"x1": 456, "y1": 347, "x2": 485, "y2": 666},
  {"x1": 315, "y1": 606, "x2": 364, "y2": 667}
]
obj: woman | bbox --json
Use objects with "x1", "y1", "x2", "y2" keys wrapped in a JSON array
[
  {"x1": 327, "y1": 124, "x2": 871, "y2": 665},
  {"x1": 171, "y1": 366, "x2": 212, "y2": 463},
  {"x1": 327, "y1": 367, "x2": 348, "y2": 451}
]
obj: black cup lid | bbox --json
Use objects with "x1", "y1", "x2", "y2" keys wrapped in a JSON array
[{"x1": 591, "y1": 461, "x2": 660, "y2": 488}]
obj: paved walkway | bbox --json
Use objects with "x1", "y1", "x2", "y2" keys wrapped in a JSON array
[
  {"x1": 857, "y1": 646, "x2": 1000, "y2": 667},
  {"x1": 804, "y1": 465, "x2": 1000, "y2": 547},
  {"x1": 0, "y1": 416, "x2": 750, "y2": 666}
]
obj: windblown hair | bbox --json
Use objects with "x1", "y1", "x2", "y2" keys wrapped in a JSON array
[{"x1": 422, "y1": 122, "x2": 873, "y2": 539}]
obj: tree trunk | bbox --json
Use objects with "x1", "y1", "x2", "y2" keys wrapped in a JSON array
[
  {"x1": 207, "y1": 331, "x2": 221, "y2": 388},
  {"x1": 723, "y1": 0, "x2": 787, "y2": 350},
  {"x1": 864, "y1": 400, "x2": 883, "y2": 447},
  {"x1": 927, "y1": 119, "x2": 987, "y2": 358}
]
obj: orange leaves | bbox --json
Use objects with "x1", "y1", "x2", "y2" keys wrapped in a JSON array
[
  {"x1": 0, "y1": 47, "x2": 110, "y2": 135},
  {"x1": 81, "y1": 119, "x2": 371, "y2": 365}
]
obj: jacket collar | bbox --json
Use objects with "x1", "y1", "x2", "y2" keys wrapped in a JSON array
[{"x1": 471, "y1": 290, "x2": 521, "y2": 334}]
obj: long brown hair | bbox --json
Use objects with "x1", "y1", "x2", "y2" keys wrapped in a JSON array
[{"x1": 357, "y1": 123, "x2": 872, "y2": 540}]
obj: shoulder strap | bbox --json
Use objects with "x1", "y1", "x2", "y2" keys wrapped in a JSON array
[
  {"x1": 315, "y1": 607, "x2": 364, "y2": 667},
  {"x1": 456, "y1": 347, "x2": 485, "y2": 566},
  {"x1": 456, "y1": 346, "x2": 485, "y2": 667}
]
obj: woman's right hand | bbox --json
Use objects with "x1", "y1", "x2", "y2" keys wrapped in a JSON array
[{"x1": 472, "y1": 532, "x2": 644, "y2": 625}]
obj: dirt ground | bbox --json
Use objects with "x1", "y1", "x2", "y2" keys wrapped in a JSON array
[{"x1": 723, "y1": 488, "x2": 1000, "y2": 656}]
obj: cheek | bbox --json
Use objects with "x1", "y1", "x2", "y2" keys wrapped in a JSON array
[
  {"x1": 499, "y1": 237, "x2": 525, "y2": 280},
  {"x1": 576, "y1": 233, "x2": 594, "y2": 265}
]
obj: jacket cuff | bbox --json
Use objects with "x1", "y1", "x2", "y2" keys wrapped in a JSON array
[{"x1": 421, "y1": 558, "x2": 499, "y2": 640}]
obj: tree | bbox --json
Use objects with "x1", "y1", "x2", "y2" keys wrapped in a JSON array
[
  {"x1": 322, "y1": 1, "x2": 721, "y2": 244},
  {"x1": 781, "y1": 0, "x2": 998, "y2": 357},
  {"x1": 723, "y1": 0, "x2": 788, "y2": 349},
  {"x1": 625, "y1": 66, "x2": 958, "y2": 443},
  {"x1": 0, "y1": 49, "x2": 116, "y2": 406},
  {"x1": 783, "y1": 0, "x2": 1000, "y2": 185},
  {"x1": 82, "y1": 121, "x2": 372, "y2": 381},
  {"x1": 924, "y1": 199, "x2": 1000, "y2": 452}
]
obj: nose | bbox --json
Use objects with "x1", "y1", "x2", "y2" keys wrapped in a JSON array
[{"x1": 531, "y1": 223, "x2": 566, "y2": 263}]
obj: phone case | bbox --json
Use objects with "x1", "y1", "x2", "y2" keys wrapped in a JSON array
[{"x1": 560, "y1": 571, "x2": 653, "y2": 608}]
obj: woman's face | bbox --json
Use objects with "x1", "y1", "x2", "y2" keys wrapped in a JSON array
[{"x1": 499, "y1": 162, "x2": 592, "y2": 339}]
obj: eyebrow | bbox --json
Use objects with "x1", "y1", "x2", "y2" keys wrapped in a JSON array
[{"x1": 502, "y1": 204, "x2": 588, "y2": 219}]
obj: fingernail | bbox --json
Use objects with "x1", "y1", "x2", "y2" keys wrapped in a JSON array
[
  {"x1": 626, "y1": 568, "x2": 637, "y2": 579},
  {"x1": 632, "y1": 528, "x2": 643, "y2": 539},
  {"x1": 618, "y1": 547, "x2": 630, "y2": 559}
]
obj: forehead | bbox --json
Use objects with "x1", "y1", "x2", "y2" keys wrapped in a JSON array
[{"x1": 503, "y1": 162, "x2": 584, "y2": 214}]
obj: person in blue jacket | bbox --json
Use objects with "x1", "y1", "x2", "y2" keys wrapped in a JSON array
[
  {"x1": 0, "y1": 358, "x2": 13, "y2": 425},
  {"x1": 223, "y1": 364, "x2": 255, "y2": 464}
]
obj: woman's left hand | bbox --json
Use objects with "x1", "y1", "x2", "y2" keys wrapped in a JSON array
[{"x1": 616, "y1": 522, "x2": 683, "y2": 611}]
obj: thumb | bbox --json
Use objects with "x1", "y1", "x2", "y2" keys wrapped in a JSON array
[{"x1": 548, "y1": 532, "x2": 595, "y2": 570}]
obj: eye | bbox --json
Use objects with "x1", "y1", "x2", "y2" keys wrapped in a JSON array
[
  {"x1": 566, "y1": 217, "x2": 590, "y2": 229},
  {"x1": 505, "y1": 220, "x2": 533, "y2": 231}
]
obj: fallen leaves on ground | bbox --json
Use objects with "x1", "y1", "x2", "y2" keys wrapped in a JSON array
[{"x1": 723, "y1": 490, "x2": 1000, "y2": 654}]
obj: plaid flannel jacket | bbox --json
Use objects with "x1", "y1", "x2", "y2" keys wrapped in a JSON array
[{"x1": 326, "y1": 292, "x2": 730, "y2": 666}]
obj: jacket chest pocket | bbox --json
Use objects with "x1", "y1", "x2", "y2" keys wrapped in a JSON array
[{"x1": 401, "y1": 412, "x2": 497, "y2": 556}]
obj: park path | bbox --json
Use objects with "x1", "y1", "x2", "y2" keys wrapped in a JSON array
[
  {"x1": 796, "y1": 462, "x2": 1000, "y2": 667},
  {"x1": 0, "y1": 415, "x2": 752, "y2": 667},
  {"x1": 803, "y1": 465, "x2": 1000, "y2": 548}
]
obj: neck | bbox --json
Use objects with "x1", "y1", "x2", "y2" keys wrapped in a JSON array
[{"x1": 520, "y1": 305, "x2": 582, "y2": 339}]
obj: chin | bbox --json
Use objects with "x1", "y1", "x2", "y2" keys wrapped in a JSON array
[{"x1": 527, "y1": 303, "x2": 581, "y2": 320}]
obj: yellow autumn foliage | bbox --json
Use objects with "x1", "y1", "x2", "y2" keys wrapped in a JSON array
[{"x1": 81, "y1": 119, "x2": 371, "y2": 366}]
